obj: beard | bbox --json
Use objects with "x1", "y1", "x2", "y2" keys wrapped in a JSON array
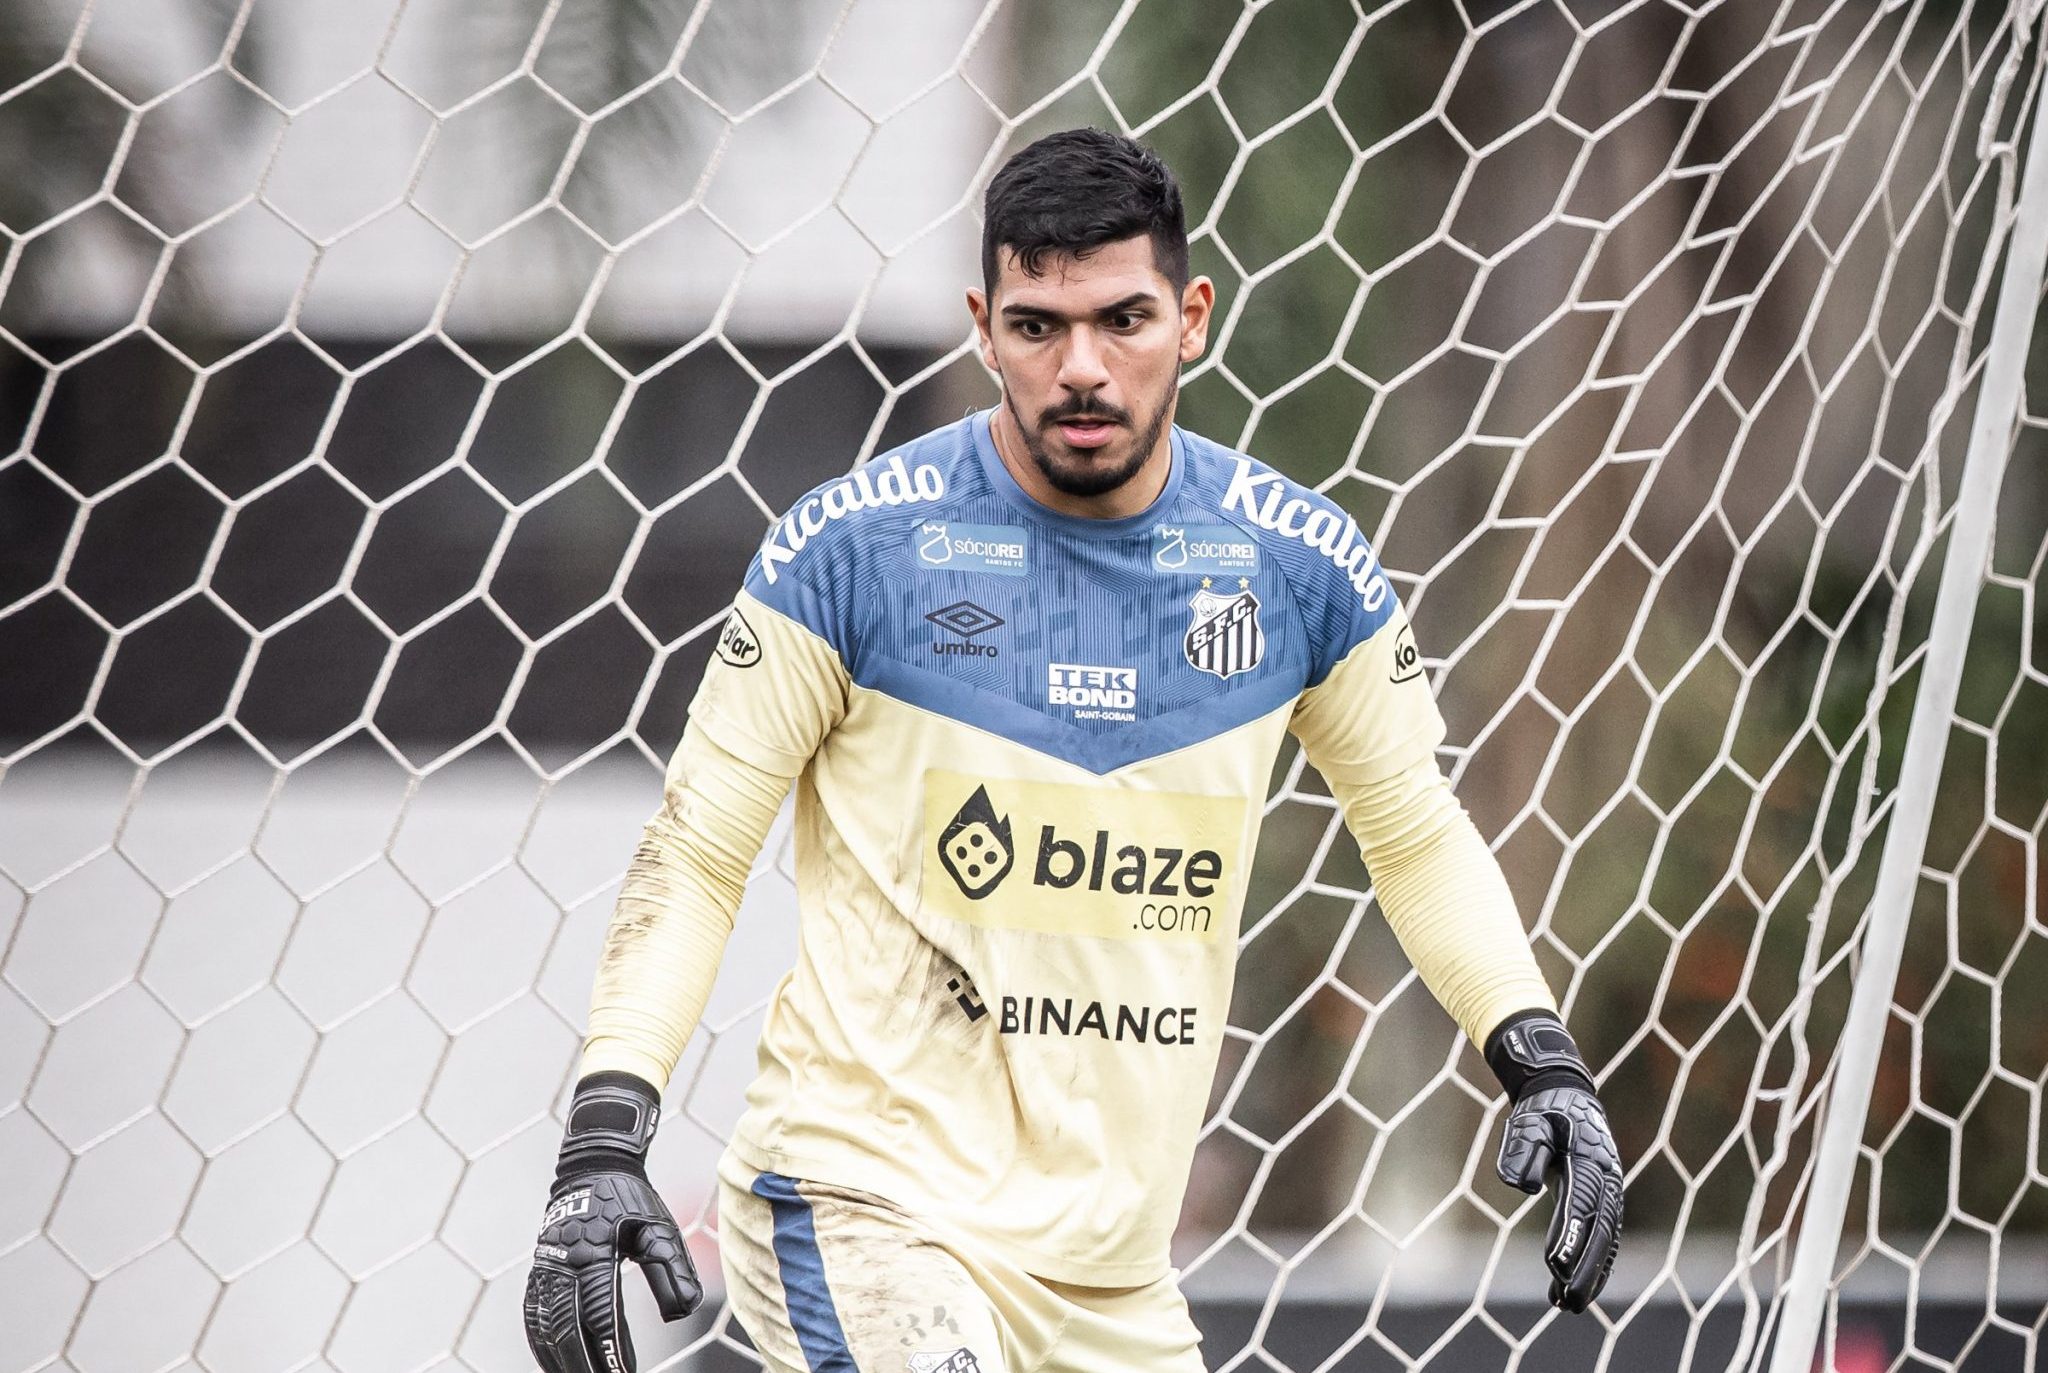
[{"x1": 1003, "y1": 369, "x2": 1178, "y2": 499}]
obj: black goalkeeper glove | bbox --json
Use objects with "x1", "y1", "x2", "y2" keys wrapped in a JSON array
[
  {"x1": 523, "y1": 1072, "x2": 703, "y2": 1373},
  {"x1": 1485, "y1": 1010, "x2": 1624, "y2": 1314}
]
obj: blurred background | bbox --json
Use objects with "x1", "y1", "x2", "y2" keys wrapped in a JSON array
[{"x1": 2, "y1": 0, "x2": 2045, "y2": 1370}]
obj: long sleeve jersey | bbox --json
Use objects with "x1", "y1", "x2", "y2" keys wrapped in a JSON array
[{"x1": 581, "y1": 411, "x2": 1555, "y2": 1285}]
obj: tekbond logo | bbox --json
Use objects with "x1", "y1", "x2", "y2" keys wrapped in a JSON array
[
  {"x1": 1155, "y1": 524, "x2": 1259, "y2": 575},
  {"x1": 925, "y1": 600, "x2": 1004, "y2": 658},
  {"x1": 935, "y1": 784, "x2": 1014, "y2": 899},
  {"x1": 913, "y1": 520, "x2": 1028, "y2": 575},
  {"x1": 1220, "y1": 457, "x2": 1391, "y2": 612},
  {"x1": 758, "y1": 453, "x2": 944, "y2": 584},
  {"x1": 714, "y1": 608, "x2": 760, "y2": 668},
  {"x1": 1048, "y1": 662, "x2": 1137, "y2": 722},
  {"x1": 923, "y1": 771, "x2": 1245, "y2": 942},
  {"x1": 1184, "y1": 578, "x2": 1265, "y2": 680}
]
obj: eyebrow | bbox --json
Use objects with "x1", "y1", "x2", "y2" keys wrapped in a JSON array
[{"x1": 999, "y1": 291, "x2": 1158, "y2": 323}]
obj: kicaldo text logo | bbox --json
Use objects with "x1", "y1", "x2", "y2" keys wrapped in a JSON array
[
  {"x1": 1220, "y1": 456, "x2": 1390, "y2": 613},
  {"x1": 758, "y1": 453, "x2": 944, "y2": 584},
  {"x1": 923, "y1": 769, "x2": 1246, "y2": 941}
]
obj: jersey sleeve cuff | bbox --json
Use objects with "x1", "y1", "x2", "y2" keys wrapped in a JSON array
[{"x1": 578, "y1": 1040, "x2": 677, "y2": 1097}]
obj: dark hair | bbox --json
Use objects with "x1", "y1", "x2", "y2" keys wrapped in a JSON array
[{"x1": 981, "y1": 128, "x2": 1189, "y2": 297}]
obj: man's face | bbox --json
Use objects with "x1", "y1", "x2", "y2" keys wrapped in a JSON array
[{"x1": 968, "y1": 235, "x2": 1212, "y2": 499}]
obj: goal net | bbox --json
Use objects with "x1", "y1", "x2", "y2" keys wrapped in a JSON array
[{"x1": 1, "y1": 1, "x2": 2044, "y2": 1370}]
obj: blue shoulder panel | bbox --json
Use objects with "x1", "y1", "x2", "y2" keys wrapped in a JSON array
[
  {"x1": 1179, "y1": 433, "x2": 1402, "y2": 689},
  {"x1": 736, "y1": 414, "x2": 1404, "y2": 775}
]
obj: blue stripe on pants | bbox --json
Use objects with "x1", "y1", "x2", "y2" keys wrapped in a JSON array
[{"x1": 750, "y1": 1172, "x2": 857, "y2": 1371}]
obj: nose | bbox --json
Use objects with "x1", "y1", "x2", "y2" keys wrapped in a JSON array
[{"x1": 1056, "y1": 326, "x2": 1112, "y2": 394}]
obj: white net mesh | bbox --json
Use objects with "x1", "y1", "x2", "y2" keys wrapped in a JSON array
[{"x1": 1, "y1": 1, "x2": 2045, "y2": 1370}]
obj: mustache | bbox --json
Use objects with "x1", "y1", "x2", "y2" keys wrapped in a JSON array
[{"x1": 1039, "y1": 396, "x2": 1131, "y2": 428}]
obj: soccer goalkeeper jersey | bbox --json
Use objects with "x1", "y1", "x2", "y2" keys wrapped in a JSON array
[{"x1": 690, "y1": 411, "x2": 1447, "y2": 1286}]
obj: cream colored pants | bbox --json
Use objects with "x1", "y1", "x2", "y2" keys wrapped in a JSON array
[{"x1": 715, "y1": 1148, "x2": 1206, "y2": 1373}]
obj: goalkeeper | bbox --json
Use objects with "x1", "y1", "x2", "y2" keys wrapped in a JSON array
[{"x1": 523, "y1": 128, "x2": 1623, "y2": 1373}]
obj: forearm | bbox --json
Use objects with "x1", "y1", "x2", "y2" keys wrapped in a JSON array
[
  {"x1": 579, "y1": 719, "x2": 793, "y2": 1089},
  {"x1": 1334, "y1": 755, "x2": 1556, "y2": 1045}
]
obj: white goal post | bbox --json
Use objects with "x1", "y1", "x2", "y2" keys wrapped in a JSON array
[{"x1": 1, "y1": 2, "x2": 2045, "y2": 1372}]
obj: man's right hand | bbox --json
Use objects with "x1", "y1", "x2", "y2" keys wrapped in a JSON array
[{"x1": 523, "y1": 1073, "x2": 702, "y2": 1372}]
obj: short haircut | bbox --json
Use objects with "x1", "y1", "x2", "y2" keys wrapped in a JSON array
[{"x1": 981, "y1": 128, "x2": 1190, "y2": 298}]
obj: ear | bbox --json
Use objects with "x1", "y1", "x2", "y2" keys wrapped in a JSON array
[
  {"x1": 1179, "y1": 276, "x2": 1215, "y2": 364},
  {"x1": 966, "y1": 288, "x2": 999, "y2": 373}
]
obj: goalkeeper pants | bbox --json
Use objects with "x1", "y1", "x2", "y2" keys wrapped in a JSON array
[{"x1": 715, "y1": 1149, "x2": 1205, "y2": 1372}]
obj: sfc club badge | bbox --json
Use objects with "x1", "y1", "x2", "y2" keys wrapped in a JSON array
[{"x1": 1184, "y1": 577, "x2": 1265, "y2": 680}]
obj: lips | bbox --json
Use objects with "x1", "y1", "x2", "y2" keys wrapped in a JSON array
[{"x1": 1056, "y1": 419, "x2": 1119, "y2": 448}]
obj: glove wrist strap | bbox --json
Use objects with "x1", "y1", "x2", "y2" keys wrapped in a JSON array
[
  {"x1": 1484, "y1": 1009, "x2": 1596, "y2": 1102},
  {"x1": 554, "y1": 1070, "x2": 661, "y2": 1185}
]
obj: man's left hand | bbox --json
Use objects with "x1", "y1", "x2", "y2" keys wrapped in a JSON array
[{"x1": 1485, "y1": 1010, "x2": 1624, "y2": 1313}]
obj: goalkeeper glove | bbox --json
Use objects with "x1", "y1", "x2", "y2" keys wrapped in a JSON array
[
  {"x1": 523, "y1": 1072, "x2": 702, "y2": 1373},
  {"x1": 1485, "y1": 1010, "x2": 1624, "y2": 1314}
]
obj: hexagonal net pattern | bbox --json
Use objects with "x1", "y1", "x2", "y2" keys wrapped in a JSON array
[{"x1": 0, "y1": 1, "x2": 2045, "y2": 1371}]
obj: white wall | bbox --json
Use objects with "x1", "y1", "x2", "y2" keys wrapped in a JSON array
[{"x1": 12, "y1": 0, "x2": 995, "y2": 345}]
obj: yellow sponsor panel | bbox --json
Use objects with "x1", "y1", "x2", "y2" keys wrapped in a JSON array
[{"x1": 921, "y1": 769, "x2": 1247, "y2": 942}]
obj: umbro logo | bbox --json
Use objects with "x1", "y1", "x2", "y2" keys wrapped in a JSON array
[
  {"x1": 927, "y1": 601, "x2": 1002, "y2": 636},
  {"x1": 926, "y1": 601, "x2": 1003, "y2": 658}
]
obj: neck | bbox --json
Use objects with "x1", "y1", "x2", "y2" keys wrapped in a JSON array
[{"x1": 988, "y1": 403, "x2": 1174, "y2": 520}]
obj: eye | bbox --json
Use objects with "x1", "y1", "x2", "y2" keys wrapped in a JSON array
[
  {"x1": 1014, "y1": 318, "x2": 1051, "y2": 339},
  {"x1": 1109, "y1": 311, "x2": 1146, "y2": 331}
]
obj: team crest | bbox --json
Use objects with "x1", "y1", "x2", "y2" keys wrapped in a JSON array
[{"x1": 1184, "y1": 578, "x2": 1265, "y2": 680}]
